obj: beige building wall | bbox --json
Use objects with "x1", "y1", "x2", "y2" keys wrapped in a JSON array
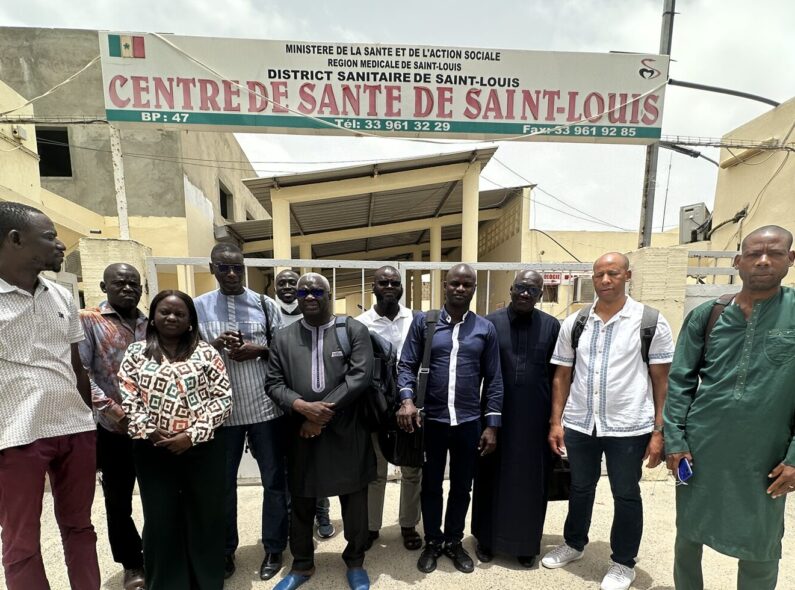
[{"x1": 710, "y1": 96, "x2": 795, "y2": 285}]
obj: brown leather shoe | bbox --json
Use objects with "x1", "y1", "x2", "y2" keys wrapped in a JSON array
[{"x1": 123, "y1": 567, "x2": 145, "y2": 590}]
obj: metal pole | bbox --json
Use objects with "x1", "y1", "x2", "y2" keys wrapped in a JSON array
[
  {"x1": 638, "y1": 0, "x2": 676, "y2": 248},
  {"x1": 398, "y1": 265, "x2": 407, "y2": 307},
  {"x1": 485, "y1": 270, "x2": 491, "y2": 315},
  {"x1": 361, "y1": 269, "x2": 366, "y2": 312},
  {"x1": 109, "y1": 125, "x2": 130, "y2": 240}
]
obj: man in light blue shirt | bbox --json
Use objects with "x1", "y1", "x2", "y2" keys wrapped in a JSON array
[{"x1": 194, "y1": 243, "x2": 287, "y2": 582}]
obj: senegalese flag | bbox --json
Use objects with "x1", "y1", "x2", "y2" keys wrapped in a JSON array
[{"x1": 108, "y1": 34, "x2": 146, "y2": 58}]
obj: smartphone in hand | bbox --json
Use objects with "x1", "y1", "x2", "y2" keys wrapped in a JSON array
[{"x1": 678, "y1": 457, "x2": 694, "y2": 482}]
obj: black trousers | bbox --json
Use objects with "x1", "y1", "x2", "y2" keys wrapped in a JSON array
[
  {"x1": 421, "y1": 419, "x2": 481, "y2": 545},
  {"x1": 290, "y1": 487, "x2": 368, "y2": 571},
  {"x1": 132, "y1": 436, "x2": 225, "y2": 590},
  {"x1": 96, "y1": 425, "x2": 143, "y2": 570}
]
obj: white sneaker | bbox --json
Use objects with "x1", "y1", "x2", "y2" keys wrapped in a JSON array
[
  {"x1": 600, "y1": 561, "x2": 636, "y2": 590},
  {"x1": 541, "y1": 544, "x2": 584, "y2": 569}
]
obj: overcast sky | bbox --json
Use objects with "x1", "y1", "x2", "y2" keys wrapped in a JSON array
[{"x1": 5, "y1": 0, "x2": 794, "y2": 235}]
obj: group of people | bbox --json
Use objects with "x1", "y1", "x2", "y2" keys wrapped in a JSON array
[{"x1": 0, "y1": 200, "x2": 793, "y2": 590}]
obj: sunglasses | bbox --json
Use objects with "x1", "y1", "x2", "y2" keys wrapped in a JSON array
[
  {"x1": 297, "y1": 288, "x2": 326, "y2": 298},
  {"x1": 215, "y1": 263, "x2": 245, "y2": 275},
  {"x1": 376, "y1": 280, "x2": 401, "y2": 288},
  {"x1": 513, "y1": 284, "x2": 543, "y2": 297}
]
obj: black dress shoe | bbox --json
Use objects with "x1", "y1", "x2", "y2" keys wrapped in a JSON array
[
  {"x1": 260, "y1": 552, "x2": 283, "y2": 580},
  {"x1": 443, "y1": 542, "x2": 475, "y2": 573},
  {"x1": 475, "y1": 543, "x2": 493, "y2": 563},
  {"x1": 517, "y1": 554, "x2": 537, "y2": 568},
  {"x1": 417, "y1": 543, "x2": 442, "y2": 573},
  {"x1": 223, "y1": 555, "x2": 235, "y2": 580},
  {"x1": 364, "y1": 530, "x2": 380, "y2": 551}
]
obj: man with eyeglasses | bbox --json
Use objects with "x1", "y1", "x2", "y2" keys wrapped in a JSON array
[
  {"x1": 267, "y1": 273, "x2": 376, "y2": 590},
  {"x1": 193, "y1": 243, "x2": 288, "y2": 582},
  {"x1": 397, "y1": 264, "x2": 504, "y2": 575},
  {"x1": 542, "y1": 252, "x2": 674, "y2": 590},
  {"x1": 471, "y1": 270, "x2": 561, "y2": 569},
  {"x1": 273, "y1": 268, "x2": 336, "y2": 540},
  {"x1": 355, "y1": 266, "x2": 423, "y2": 552}
]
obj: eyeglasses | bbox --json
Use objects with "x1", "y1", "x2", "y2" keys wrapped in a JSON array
[
  {"x1": 215, "y1": 264, "x2": 245, "y2": 275},
  {"x1": 376, "y1": 280, "x2": 401, "y2": 288},
  {"x1": 512, "y1": 284, "x2": 543, "y2": 297},
  {"x1": 297, "y1": 288, "x2": 326, "y2": 298}
]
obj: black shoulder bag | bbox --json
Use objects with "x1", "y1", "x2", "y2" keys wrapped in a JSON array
[{"x1": 378, "y1": 310, "x2": 440, "y2": 468}]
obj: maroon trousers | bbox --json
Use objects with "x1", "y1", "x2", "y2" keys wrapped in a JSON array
[{"x1": 0, "y1": 431, "x2": 100, "y2": 590}]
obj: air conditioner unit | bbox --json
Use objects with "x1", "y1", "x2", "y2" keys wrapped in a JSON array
[
  {"x1": 573, "y1": 276, "x2": 595, "y2": 302},
  {"x1": 679, "y1": 203, "x2": 711, "y2": 244}
]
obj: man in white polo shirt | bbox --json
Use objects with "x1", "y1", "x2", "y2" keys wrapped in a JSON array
[
  {"x1": 0, "y1": 202, "x2": 100, "y2": 590},
  {"x1": 541, "y1": 252, "x2": 674, "y2": 590},
  {"x1": 355, "y1": 266, "x2": 423, "y2": 552}
]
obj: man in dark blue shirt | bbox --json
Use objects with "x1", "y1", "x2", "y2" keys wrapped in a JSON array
[{"x1": 397, "y1": 264, "x2": 503, "y2": 575}]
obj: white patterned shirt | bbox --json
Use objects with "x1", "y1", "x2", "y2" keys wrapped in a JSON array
[
  {"x1": 551, "y1": 296, "x2": 675, "y2": 437},
  {"x1": 194, "y1": 288, "x2": 283, "y2": 425},
  {"x1": 0, "y1": 275, "x2": 95, "y2": 450}
]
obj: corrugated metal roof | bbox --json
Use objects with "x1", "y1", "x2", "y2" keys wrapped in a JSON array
[
  {"x1": 225, "y1": 185, "x2": 525, "y2": 247},
  {"x1": 243, "y1": 147, "x2": 497, "y2": 199}
]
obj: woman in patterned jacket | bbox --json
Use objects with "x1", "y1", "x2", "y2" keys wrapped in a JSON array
[{"x1": 119, "y1": 290, "x2": 232, "y2": 590}]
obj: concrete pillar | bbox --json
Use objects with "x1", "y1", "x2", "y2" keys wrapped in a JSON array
[
  {"x1": 460, "y1": 161, "x2": 481, "y2": 262},
  {"x1": 461, "y1": 162, "x2": 481, "y2": 312},
  {"x1": 412, "y1": 249, "x2": 424, "y2": 311},
  {"x1": 177, "y1": 264, "x2": 196, "y2": 297},
  {"x1": 271, "y1": 197, "x2": 291, "y2": 273},
  {"x1": 299, "y1": 242, "x2": 312, "y2": 275},
  {"x1": 430, "y1": 223, "x2": 443, "y2": 309},
  {"x1": 79, "y1": 237, "x2": 152, "y2": 310}
]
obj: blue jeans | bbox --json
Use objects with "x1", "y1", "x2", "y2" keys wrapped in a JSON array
[
  {"x1": 563, "y1": 428, "x2": 650, "y2": 568},
  {"x1": 219, "y1": 418, "x2": 289, "y2": 556}
]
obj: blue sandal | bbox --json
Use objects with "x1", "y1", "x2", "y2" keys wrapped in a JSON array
[
  {"x1": 273, "y1": 572, "x2": 312, "y2": 590},
  {"x1": 346, "y1": 568, "x2": 370, "y2": 590}
]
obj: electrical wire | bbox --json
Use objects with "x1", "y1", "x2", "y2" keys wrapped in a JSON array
[
  {"x1": 480, "y1": 174, "x2": 631, "y2": 231},
  {"x1": 528, "y1": 229, "x2": 582, "y2": 261},
  {"x1": 490, "y1": 156, "x2": 631, "y2": 231}
]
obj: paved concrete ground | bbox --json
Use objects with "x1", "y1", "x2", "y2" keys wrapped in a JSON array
[{"x1": 3, "y1": 467, "x2": 794, "y2": 589}]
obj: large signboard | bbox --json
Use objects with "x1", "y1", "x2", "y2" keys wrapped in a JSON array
[{"x1": 99, "y1": 32, "x2": 669, "y2": 144}]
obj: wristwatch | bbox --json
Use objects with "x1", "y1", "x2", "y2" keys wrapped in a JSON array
[{"x1": 653, "y1": 423, "x2": 664, "y2": 434}]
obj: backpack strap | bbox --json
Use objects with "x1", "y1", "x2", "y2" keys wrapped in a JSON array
[
  {"x1": 416, "y1": 310, "x2": 440, "y2": 409},
  {"x1": 700, "y1": 293, "x2": 735, "y2": 366},
  {"x1": 570, "y1": 304, "x2": 592, "y2": 350},
  {"x1": 639, "y1": 305, "x2": 659, "y2": 366},
  {"x1": 569, "y1": 304, "x2": 592, "y2": 375},
  {"x1": 705, "y1": 293, "x2": 735, "y2": 342},
  {"x1": 260, "y1": 294, "x2": 272, "y2": 348},
  {"x1": 334, "y1": 315, "x2": 351, "y2": 359}
]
